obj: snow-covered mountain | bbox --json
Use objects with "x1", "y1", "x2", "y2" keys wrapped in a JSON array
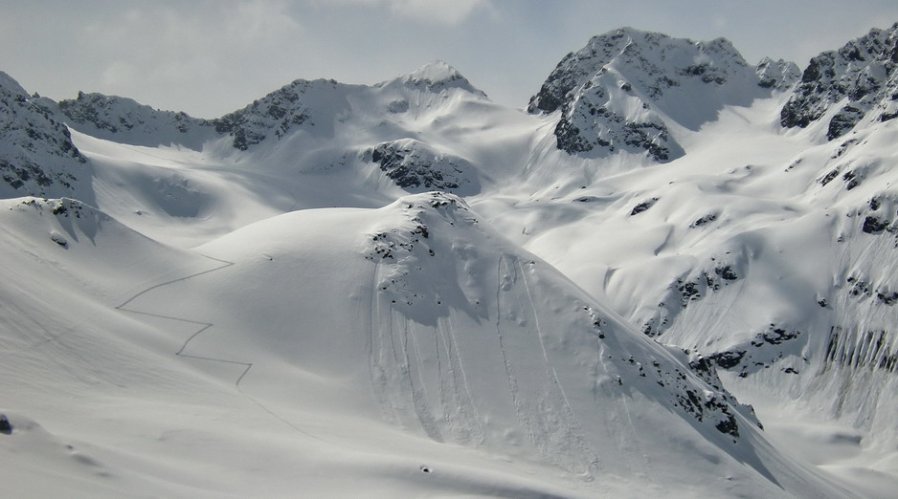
[
  {"x1": 0, "y1": 72, "x2": 89, "y2": 200},
  {"x1": 2, "y1": 24, "x2": 898, "y2": 498},
  {"x1": 527, "y1": 28, "x2": 766, "y2": 162},
  {"x1": 781, "y1": 22, "x2": 898, "y2": 140},
  {"x1": 57, "y1": 91, "x2": 214, "y2": 149},
  {"x1": 756, "y1": 57, "x2": 802, "y2": 90}
]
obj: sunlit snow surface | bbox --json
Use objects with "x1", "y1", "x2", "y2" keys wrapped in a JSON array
[{"x1": 1, "y1": 56, "x2": 897, "y2": 497}]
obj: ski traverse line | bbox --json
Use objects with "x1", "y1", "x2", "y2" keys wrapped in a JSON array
[
  {"x1": 113, "y1": 255, "x2": 256, "y2": 385},
  {"x1": 116, "y1": 255, "x2": 234, "y2": 311},
  {"x1": 115, "y1": 253, "x2": 322, "y2": 441}
]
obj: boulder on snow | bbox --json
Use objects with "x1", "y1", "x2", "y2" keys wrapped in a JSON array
[{"x1": 0, "y1": 414, "x2": 12, "y2": 434}]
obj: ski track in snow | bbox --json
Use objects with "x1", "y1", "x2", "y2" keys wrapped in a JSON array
[
  {"x1": 493, "y1": 254, "x2": 602, "y2": 480},
  {"x1": 495, "y1": 255, "x2": 527, "y2": 442},
  {"x1": 439, "y1": 314, "x2": 484, "y2": 444},
  {"x1": 114, "y1": 253, "x2": 323, "y2": 441},
  {"x1": 516, "y1": 258, "x2": 602, "y2": 479}
]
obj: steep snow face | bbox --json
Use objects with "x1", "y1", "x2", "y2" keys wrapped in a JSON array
[
  {"x1": 490, "y1": 82, "x2": 898, "y2": 493},
  {"x1": 528, "y1": 28, "x2": 765, "y2": 161},
  {"x1": 0, "y1": 192, "x2": 843, "y2": 497},
  {"x1": 183, "y1": 192, "x2": 834, "y2": 496},
  {"x1": 0, "y1": 72, "x2": 89, "y2": 200},
  {"x1": 58, "y1": 92, "x2": 215, "y2": 149},
  {"x1": 781, "y1": 22, "x2": 898, "y2": 140},
  {"x1": 756, "y1": 57, "x2": 801, "y2": 91}
]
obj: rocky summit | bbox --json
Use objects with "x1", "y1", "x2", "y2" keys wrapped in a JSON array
[{"x1": 781, "y1": 22, "x2": 898, "y2": 139}]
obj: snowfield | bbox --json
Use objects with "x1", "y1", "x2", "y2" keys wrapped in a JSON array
[{"x1": 2, "y1": 24, "x2": 898, "y2": 498}]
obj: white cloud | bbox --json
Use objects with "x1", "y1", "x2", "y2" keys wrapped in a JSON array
[{"x1": 328, "y1": 0, "x2": 491, "y2": 25}]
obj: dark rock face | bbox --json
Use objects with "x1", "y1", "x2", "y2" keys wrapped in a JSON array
[
  {"x1": 682, "y1": 354, "x2": 759, "y2": 438},
  {"x1": 820, "y1": 169, "x2": 840, "y2": 186},
  {"x1": 688, "y1": 325, "x2": 804, "y2": 380},
  {"x1": 365, "y1": 140, "x2": 479, "y2": 195},
  {"x1": 863, "y1": 216, "x2": 889, "y2": 234},
  {"x1": 211, "y1": 80, "x2": 323, "y2": 150},
  {"x1": 781, "y1": 23, "x2": 898, "y2": 139},
  {"x1": 755, "y1": 57, "x2": 801, "y2": 90},
  {"x1": 58, "y1": 92, "x2": 212, "y2": 148},
  {"x1": 714, "y1": 265, "x2": 738, "y2": 281},
  {"x1": 0, "y1": 72, "x2": 88, "y2": 199},
  {"x1": 617, "y1": 349, "x2": 749, "y2": 440},
  {"x1": 630, "y1": 197, "x2": 659, "y2": 216},
  {"x1": 690, "y1": 213, "x2": 718, "y2": 228},
  {"x1": 528, "y1": 28, "x2": 761, "y2": 161},
  {"x1": 641, "y1": 255, "x2": 746, "y2": 338},
  {"x1": 824, "y1": 327, "x2": 898, "y2": 373}
]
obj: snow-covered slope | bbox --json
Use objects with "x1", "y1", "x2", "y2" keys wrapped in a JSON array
[
  {"x1": 191, "y1": 62, "x2": 499, "y2": 199},
  {"x1": 0, "y1": 191, "x2": 843, "y2": 497},
  {"x1": 482, "y1": 27, "x2": 898, "y2": 497},
  {"x1": 2, "y1": 23, "x2": 898, "y2": 498}
]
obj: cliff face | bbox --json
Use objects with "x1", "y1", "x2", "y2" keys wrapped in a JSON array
[
  {"x1": 0, "y1": 72, "x2": 89, "y2": 200},
  {"x1": 781, "y1": 22, "x2": 898, "y2": 140}
]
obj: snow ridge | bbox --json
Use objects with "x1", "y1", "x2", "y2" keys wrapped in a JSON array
[{"x1": 58, "y1": 92, "x2": 213, "y2": 149}]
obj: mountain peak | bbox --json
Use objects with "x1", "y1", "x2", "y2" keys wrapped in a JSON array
[
  {"x1": 387, "y1": 60, "x2": 486, "y2": 97},
  {"x1": 405, "y1": 60, "x2": 462, "y2": 83},
  {"x1": 588, "y1": 26, "x2": 666, "y2": 44},
  {"x1": 529, "y1": 28, "x2": 753, "y2": 114},
  {"x1": 780, "y1": 21, "x2": 898, "y2": 139},
  {"x1": 755, "y1": 57, "x2": 801, "y2": 90},
  {"x1": 57, "y1": 91, "x2": 212, "y2": 149},
  {"x1": 0, "y1": 70, "x2": 28, "y2": 97},
  {"x1": 528, "y1": 27, "x2": 759, "y2": 161},
  {"x1": 0, "y1": 72, "x2": 89, "y2": 200}
]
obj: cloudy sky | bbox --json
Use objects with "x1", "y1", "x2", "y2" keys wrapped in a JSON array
[{"x1": 3, "y1": 0, "x2": 897, "y2": 118}]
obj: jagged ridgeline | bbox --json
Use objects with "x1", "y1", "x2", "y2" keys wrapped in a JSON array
[
  {"x1": 781, "y1": 22, "x2": 898, "y2": 139},
  {"x1": 527, "y1": 28, "x2": 792, "y2": 161},
  {"x1": 0, "y1": 72, "x2": 88, "y2": 200}
]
